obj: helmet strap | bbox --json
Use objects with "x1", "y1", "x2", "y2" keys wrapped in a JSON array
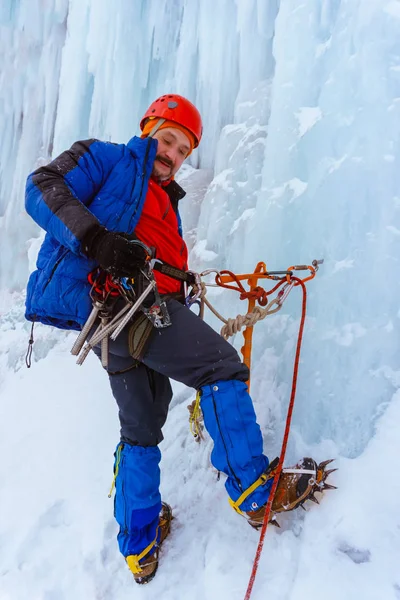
[{"x1": 148, "y1": 118, "x2": 166, "y2": 138}]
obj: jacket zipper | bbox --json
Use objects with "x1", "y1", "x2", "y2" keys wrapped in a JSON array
[
  {"x1": 121, "y1": 479, "x2": 128, "y2": 533},
  {"x1": 127, "y1": 137, "x2": 153, "y2": 233},
  {"x1": 211, "y1": 390, "x2": 243, "y2": 491},
  {"x1": 42, "y1": 248, "x2": 69, "y2": 291}
]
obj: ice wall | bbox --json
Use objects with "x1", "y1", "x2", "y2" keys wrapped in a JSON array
[
  {"x1": 1, "y1": 0, "x2": 400, "y2": 460},
  {"x1": 1, "y1": 0, "x2": 274, "y2": 290},
  {"x1": 194, "y1": 0, "x2": 400, "y2": 456},
  {"x1": 0, "y1": 0, "x2": 69, "y2": 291}
]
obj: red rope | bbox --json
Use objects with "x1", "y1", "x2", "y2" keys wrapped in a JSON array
[
  {"x1": 243, "y1": 277, "x2": 307, "y2": 600},
  {"x1": 216, "y1": 269, "x2": 248, "y2": 294},
  {"x1": 239, "y1": 286, "x2": 269, "y2": 306}
]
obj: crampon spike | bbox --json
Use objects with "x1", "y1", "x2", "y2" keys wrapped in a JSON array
[
  {"x1": 311, "y1": 458, "x2": 338, "y2": 499},
  {"x1": 323, "y1": 468, "x2": 338, "y2": 478},
  {"x1": 269, "y1": 517, "x2": 280, "y2": 528},
  {"x1": 322, "y1": 483, "x2": 337, "y2": 491},
  {"x1": 308, "y1": 494, "x2": 319, "y2": 505},
  {"x1": 318, "y1": 459, "x2": 335, "y2": 469}
]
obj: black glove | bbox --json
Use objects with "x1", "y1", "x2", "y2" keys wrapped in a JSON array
[{"x1": 82, "y1": 227, "x2": 148, "y2": 277}]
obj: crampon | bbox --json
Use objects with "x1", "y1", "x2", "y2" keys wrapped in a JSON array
[
  {"x1": 126, "y1": 502, "x2": 173, "y2": 585},
  {"x1": 246, "y1": 457, "x2": 337, "y2": 529}
]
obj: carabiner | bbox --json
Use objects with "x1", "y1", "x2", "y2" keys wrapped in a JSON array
[
  {"x1": 184, "y1": 270, "x2": 202, "y2": 306},
  {"x1": 276, "y1": 281, "x2": 295, "y2": 306}
]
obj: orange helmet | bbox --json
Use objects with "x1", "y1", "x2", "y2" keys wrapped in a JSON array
[{"x1": 140, "y1": 94, "x2": 203, "y2": 147}]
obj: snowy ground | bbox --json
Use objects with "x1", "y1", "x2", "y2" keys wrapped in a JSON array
[{"x1": 1, "y1": 300, "x2": 399, "y2": 600}]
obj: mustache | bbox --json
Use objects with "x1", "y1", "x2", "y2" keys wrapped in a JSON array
[{"x1": 156, "y1": 154, "x2": 174, "y2": 169}]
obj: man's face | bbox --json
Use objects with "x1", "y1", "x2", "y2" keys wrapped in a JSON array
[{"x1": 151, "y1": 127, "x2": 191, "y2": 181}]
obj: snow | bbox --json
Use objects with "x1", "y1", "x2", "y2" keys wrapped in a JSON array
[
  {"x1": 269, "y1": 179, "x2": 308, "y2": 202},
  {"x1": 1, "y1": 0, "x2": 400, "y2": 598},
  {"x1": 295, "y1": 107, "x2": 322, "y2": 137},
  {"x1": 230, "y1": 209, "x2": 256, "y2": 235},
  {"x1": 191, "y1": 239, "x2": 219, "y2": 263}
]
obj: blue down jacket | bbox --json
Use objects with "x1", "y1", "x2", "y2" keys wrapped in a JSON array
[{"x1": 25, "y1": 136, "x2": 184, "y2": 330}]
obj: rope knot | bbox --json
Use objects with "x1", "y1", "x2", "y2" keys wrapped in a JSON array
[{"x1": 239, "y1": 286, "x2": 269, "y2": 306}]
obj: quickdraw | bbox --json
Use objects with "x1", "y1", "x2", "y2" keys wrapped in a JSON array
[
  {"x1": 87, "y1": 267, "x2": 121, "y2": 298},
  {"x1": 70, "y1": 242, "x2": 173, "y2": 367}
]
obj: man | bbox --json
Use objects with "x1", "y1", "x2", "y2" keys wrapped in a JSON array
[{"x1": 25, "y1": 94, "x2": 328, "y2": 584}]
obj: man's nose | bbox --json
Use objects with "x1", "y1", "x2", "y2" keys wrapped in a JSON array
[{"x1": 163, "y1": 147, "x2": 176, "y2": 162}]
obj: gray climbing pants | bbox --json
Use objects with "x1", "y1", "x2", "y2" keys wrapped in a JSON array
[{"x1": 94, "y1": 298, "x2": 249, "y2": 446}]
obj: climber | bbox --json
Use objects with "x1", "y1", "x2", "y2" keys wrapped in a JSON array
[{"x1": 25, "y1": 94, "x2": 330, "y2": 584}]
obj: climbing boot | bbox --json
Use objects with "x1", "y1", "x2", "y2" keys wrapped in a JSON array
[
  {"x1": 246, "y1": 458, "x2": 337, "y2": 528},
  {"x1": 126, "y1": 502, "x2": 172, "y2": 584}
]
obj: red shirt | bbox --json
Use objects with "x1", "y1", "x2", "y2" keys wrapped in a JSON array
[{"x1": 134, "y1": 178, "x2": 188, "y2": 294}]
